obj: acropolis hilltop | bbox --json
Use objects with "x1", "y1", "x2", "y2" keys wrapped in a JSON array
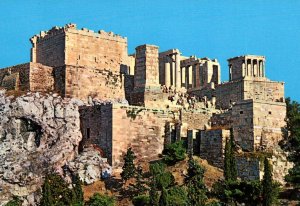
[{"x1": 0, "y1": 23, "x2": 291, "y2": 190}]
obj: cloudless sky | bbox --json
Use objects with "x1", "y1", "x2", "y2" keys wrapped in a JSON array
[{"x1": 0, "y1": 0, "x2": 299, "y2": 100}]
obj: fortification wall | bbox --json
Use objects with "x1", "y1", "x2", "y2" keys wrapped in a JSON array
[
  {"x1": 243, "y1": 80, "x2": 284, "y2": 102},
  {"x1": 199, "y1": 129, "x2": 230, "y2": 168},
  {"x1": 79, "y1": 104, "x2": 113, "y2": 164},
  {"x1": 0, "y1": 63, "x2": 30, "y2": 91},
  {"x1": 64, "y1": 28, "x2": 128, "y2": 71},
  {"x1": 31, "y1": 29, "x2": 65, "y2": 67},
  {"x1": 181, "y1": 110, "x2": 213, "y2": 136},
  {"x1": 0, "y1": 63, "x2": 55, "y2": 92},
  {"x1": 252, "y1": 101, "x2": 286, "y2": 150},
  {"x1": 215, "y1": 80, "x2": 244, "y2": 109},
  {"x1": 80, "y1": 104, "x2": 177, "y2": 171},
  {"x1": 64, "y1": 65, "x2": 125, "y2": 102},
  {"x1": 111, "y1": 105, "x2": 176, "y2": 172},
  {"x1": 191, "y1": 79, "x2": 284, "y2": 110},
  {"x1": 211, "y1": 100, "x2": 286, "y2": 152},
  {"x1": 29, "y1": 63, "x2": 54, "y2": 92},
  {"x1": 31, "y1": 24, "x2": 130, "y2": 72}
]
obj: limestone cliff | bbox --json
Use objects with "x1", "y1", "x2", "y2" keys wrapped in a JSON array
[{"x1": 0, "y1": 91, "x2": 110, "y2": 205}]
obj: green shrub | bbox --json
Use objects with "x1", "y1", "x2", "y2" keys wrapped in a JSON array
[
  {"x1": 162, "y1": 141, "x2": 186, "y2": 165},
  {"x1": 85, "y1": 193, "x2": 115, "y2": 206},
  {"x1": 165, "y1": 186, "x2": 188, "y2": 206},
  {"x1": 5, "y1": 196, "x2": 22, "y2": 206},
  {"x1": 132, "y1": 195, "x2": 150, "y2": 206},
  {"x1": 211, "y1": 180, "x2": 263, "y2": 205}
]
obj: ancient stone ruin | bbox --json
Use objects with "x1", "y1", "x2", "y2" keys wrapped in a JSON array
[{"x1": 0, "y1": 23, "x2": 292, "y2": 190}]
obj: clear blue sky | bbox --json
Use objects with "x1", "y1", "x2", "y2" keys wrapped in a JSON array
[{"x1": 0, "y1": 0, "x2": 299, "y2": 100}]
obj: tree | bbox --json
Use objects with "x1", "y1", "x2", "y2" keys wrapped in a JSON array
[
  {"x1": 72, "y1": 174, "x2": 84, "y2": 206},
  {"x1": 283, "y1": 98, "x2": 300, "y2": 188},
  {"x1": 211, "y1": 180, "x2": 263, "y2": 205},
  {"x1": 40, "y1": 173, "x2": 84, "y2": 206},
  {"x1": 162, "y1": 141, "x2": 186, "y2": 165},
  {"x1": 185, "y1": 156, "x2": 207, "y2": 206},
  {"x1": 148, "y1": 162, "x2": 175, "y2": 206},
  {"x1": 85, "y1": 193, "x2": 115, "y2": 206},
  {"x1": 133, "y1": 164, "x2": 147, "y2": 195},
  {"x1": 262, "y1": 158, "x2": 279, "y2": 206},
  {"x1": 224, "y1": 129, "x2": 237, "y2": 181},
  {"x1": 121, "y1": 148, "x2": 136, "y2": 183}
]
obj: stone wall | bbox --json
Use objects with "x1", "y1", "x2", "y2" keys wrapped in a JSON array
[
  {"x1": 132, "y1": 44, "x2": 161, "y2": 106},
  {"x1": 29, "y1": 63, "x2": 54, "y2": 92},
  {"x1": 31, "y1": 23, "x2": 130, "y2": 72},
  {"x1": 243, "y1": 79, "x2": 284, "y2": 103},
  {"x1": 31, "y1": 29, "x2": 65, "y2": 67},
  {"x1": 252, "y1": 101, "x2": 286, "y2": 151},
  {"x1": 236, "y1": 155, "x2": 260, "y2": 181},
  {"x1": 64, "y1": 26, "x2": 128, "y2": 72},
  {"x1": 0, "y1": 63, "x2": 30, "y2": 91},
  {"x1": 79, "y1": 104, "x2": 113, "y2": 164},
  {"x1": 80, "y1": 104, "x2": 177, "y2": 172},
  {"x1": 199, "y1": 129, "x2": 230, "y2": 168},
  {"x1": 215, "y1": 80, "x2": 244, "y2": 109},
  {"x1": 64, "y1": 65, "x2": 125, "y2": 102},
  {"x1": 181, "y1": 110, "x2": 213, "y2": 136},
  {"x1": 211, "y1": 99, "x2": 286, "y2": 152}
]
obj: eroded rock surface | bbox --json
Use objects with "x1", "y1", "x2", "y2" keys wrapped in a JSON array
[
  {"x1": 68, "y1": 146, "x2": 112, "y2": 184},
  {"x1": 0, "y1": 91, "x2": 108, "y2": 205}
]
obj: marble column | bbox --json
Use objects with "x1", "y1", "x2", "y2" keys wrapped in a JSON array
[
  {"x1": 192, "y1": 65, "x2": 196, "y2": 88},
  {"x1": 242, "y1": 62, "x2": 245, "y2": 77},
  {"x1": 258, "y1": 60, "x2": 261, "y2": 77},
  {"x1": 175, "y1": 54, "x2": 181, "y2": 88},
  {"x1": 172, "y1": 61, "x2": 175, "y2": 86},
  {"x1": 254, "y1": 60, "x2": 257, "y2": 77},
  {"x1": 188, "y1": 65, "x2": 193, "y2": 88},
  {"x1": 181, "y1": 66, "x2": 186, "y2": 88},
  {"x1": 165, "y1": 61, "x2": 170, "y2": 87},
  {"x1": 195, "y1": 63, "x2": 200, "y2": 88}
]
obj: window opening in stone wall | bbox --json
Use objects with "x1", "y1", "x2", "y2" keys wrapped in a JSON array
[
  {"x1": 87, "y1": 128, "x2": 90, "y2": 139},
  {"x1": 268, "y1": 111, "x2": 272, "y2": 115},
  {"x1": 240, "y1": 111, "x2": 243, "y2": 114}
]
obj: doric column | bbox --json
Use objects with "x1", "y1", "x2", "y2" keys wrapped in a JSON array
[
  {"x1": 245, "y1": 58, "x2": 248, "y2": 77},
  {"x1": 192, "y1": 65, "x2": 196, "y2": 88},
  {"x1": 188, "y1": 65, "x2": 193, "y2": 88},
  {"x1": 185, "y1": 66, "x2": 189, "y2": 88},
  {"x1": 175, "y1": 54, "x2": 181, "y2": 88},
  {"x1": 258, "y1": 60, "x2": 261, "y2": 77},
  {"x1": 262, "y1": 61, "x2": 266, "y2": 77},
  {"x1": 181, "y1": 66, "x2": 186, "y2": 88},
  {"x1": 165, "y1": 61, "x2": 171, "y2": 87},
  {"x1": 195, "y1": 63, "x2": 200, "y2": 88},
  {"x1": 172, "y1": 61, "x2": 175, "y2": 86},
  {"x1": 250, "y1": 59, "x2": 253, "y2": 77}
]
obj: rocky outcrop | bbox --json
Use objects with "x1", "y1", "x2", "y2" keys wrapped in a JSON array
[
  {"x1": 0, "y1": 91, "x2": 109, "y2": 205},
  {"x1": 68, "y1": 146, "x2": 112, "y2": 184}
]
